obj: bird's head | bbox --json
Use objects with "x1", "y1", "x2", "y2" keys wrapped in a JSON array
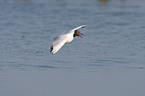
[{"x1": 74, "y1": 30, "x2": 84, "y2": 38}]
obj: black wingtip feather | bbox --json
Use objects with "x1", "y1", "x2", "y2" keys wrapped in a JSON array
[{"x1": 50, "y1": 46, "x2": 53, "y2": 53}]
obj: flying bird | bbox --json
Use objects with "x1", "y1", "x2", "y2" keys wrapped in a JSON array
[{"x1": 49, "y1": 25, "x2": 86, "y2": 54}]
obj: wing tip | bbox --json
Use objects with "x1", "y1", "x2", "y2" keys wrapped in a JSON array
[
  {"x1": 49, "y1": 46, "x2": 57, "y2": 55},
  {"x1": 81, "y1": 25, "x2": 87, "y2": 28},
  {"x1": 49, "y1": 46, "x2": 54, "y2": 54}
]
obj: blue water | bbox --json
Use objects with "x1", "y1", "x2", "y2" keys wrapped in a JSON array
[{"x1": 0, "y1": 0, "x2": 145, "y2": 96}]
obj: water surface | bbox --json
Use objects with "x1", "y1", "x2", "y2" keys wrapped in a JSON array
[{"x1": 0, "y1": 0, "x2": 145, "y2": 96}]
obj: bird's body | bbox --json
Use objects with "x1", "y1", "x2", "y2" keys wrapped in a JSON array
[{"x1": 49, "y1": 25, "x2": 86, "y2": 54}]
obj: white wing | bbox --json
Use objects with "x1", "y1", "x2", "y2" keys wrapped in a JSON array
[
  {"x1": 49, "y1": 35, "x2": 67, "y2": 54},
  {"x1": 72, "y1": 25, "x2": 87, "y2": 31},
  {"x1": 66, "y1": 25, "x2": 87, "y2": 34}
]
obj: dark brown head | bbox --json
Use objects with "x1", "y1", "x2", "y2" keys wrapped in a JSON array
[{"x1": 73, "y1": 30, "x2": 84, "y2": 38}]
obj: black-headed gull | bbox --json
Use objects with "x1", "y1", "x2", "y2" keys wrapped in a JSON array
[{"x1": 49, "y1": 25, "x2": 86, "y2": 54}]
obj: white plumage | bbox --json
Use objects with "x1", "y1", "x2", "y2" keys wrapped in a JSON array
[{"x1": 49, "y1": 25, "x2": 86, "y2": 54}]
